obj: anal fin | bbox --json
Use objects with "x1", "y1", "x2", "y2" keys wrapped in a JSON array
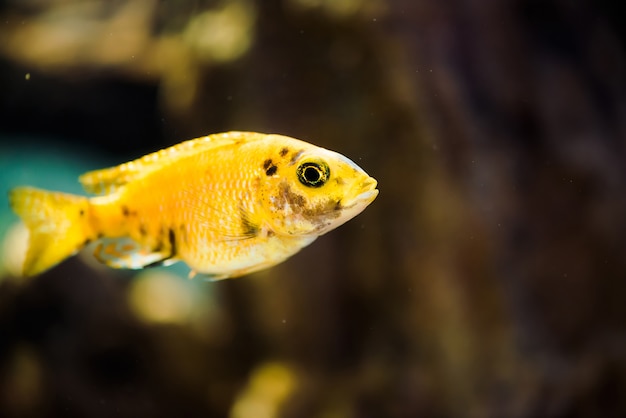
[{"x1": 93, "y1": 237, "x2": 177, "y2": 269}]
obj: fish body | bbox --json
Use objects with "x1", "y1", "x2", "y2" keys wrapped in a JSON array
[{"x1": 9, "y1": 132, "x2": 378, "y2": 278}]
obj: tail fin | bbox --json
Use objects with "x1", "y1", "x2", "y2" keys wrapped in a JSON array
[{"x1": 8, "y1": 187, "x2": 93, "y2": 276}]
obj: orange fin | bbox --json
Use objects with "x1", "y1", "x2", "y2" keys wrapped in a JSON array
[
  {"x1": 8, "y1": 187, "x2": 92, "y2": 276},
  {"x1": 93, "y1": 237, "x2": 178, "y2": 269},
  {"x1": 79, "y1": 132, "x2": 268, "y2": 195}
]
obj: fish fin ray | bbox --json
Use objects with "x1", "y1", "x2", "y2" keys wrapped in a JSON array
[
  {"x1": 93, "y1": 237, "x2": 177, "y2": 269},
  {"x1": 79, "y1": 132, "x2": 267, "y2": 194},
  {"x1": 8, "y1": 187, "x2": 92, "y2": 276}
]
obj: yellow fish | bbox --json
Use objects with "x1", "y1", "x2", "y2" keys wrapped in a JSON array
[{"x1": 8, "y1": 132, "x2": 378, "y2": 279}]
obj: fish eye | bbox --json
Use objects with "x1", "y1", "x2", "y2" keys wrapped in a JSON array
[{"x1": 297, "y1": 161, "x2": 330, "y2": 188}]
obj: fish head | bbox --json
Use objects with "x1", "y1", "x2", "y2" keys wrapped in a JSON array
[{"x1": 260, "y1": 139, "x2": 378, "y2": 237}]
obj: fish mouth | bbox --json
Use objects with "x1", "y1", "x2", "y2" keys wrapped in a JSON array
[
  {"x1": 343, "y1": 177, "x2": 379, "y2": 209},
  {"x1": 355, "y1": 177, "x2": 378, "y2": 203}
]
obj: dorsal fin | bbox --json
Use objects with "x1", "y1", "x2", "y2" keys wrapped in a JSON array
[{"x1": 79, "y1": 131, "x2": 267, "y2": 195}]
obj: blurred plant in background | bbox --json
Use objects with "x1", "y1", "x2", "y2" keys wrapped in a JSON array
[{"x1": 1, "y1": 0, "x2": 625, "y2": 417}]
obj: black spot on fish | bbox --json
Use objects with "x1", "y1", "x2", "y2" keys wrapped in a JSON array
[
  {"x1": 79, "y1": 209, "x2": 85, "y2": 217},
  {"x1": 265, "y1": 165, "x2": 277, "y2": 176},
  {"x1": 121, "y1": 205, "x2": 137, "y2": 217},
  {"x1": 334, "y1": 200, "x2": 342, "y2": 211},
  {"x1": 279, "y1": 147, "x2": 289, "y2": 157},
  {"x1": 240, "y1": 208, "x2": 259, "y2": 238},
  {"x1": 83, "y1": 238, "x2": 91, "y2": 247},
  {"x1": 263, "y1": 158, "x2": 277, "y2": 176},
  {"x1": 139, "y1": 224, "x2": 148, "y2": 237},
  {"x1": 168, "y1": 228, "x2": 177, "y2": 255},
  {"x1": 266, "y1": 229, "x2": 275, "y2": 238}
]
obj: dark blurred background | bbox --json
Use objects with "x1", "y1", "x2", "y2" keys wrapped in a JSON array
[{"x1": 1, "y1": 0, "x2": 625, "y2": 417}]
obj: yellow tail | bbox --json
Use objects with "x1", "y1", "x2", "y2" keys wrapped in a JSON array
[{"x1": 8, "y1": 187, "x2": 94, "y2": 276}]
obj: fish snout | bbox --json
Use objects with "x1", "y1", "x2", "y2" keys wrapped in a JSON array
[
  {"x1": 348, "y1": 176, "x2": 379, "y2": 207},
  {"x1": 360, "y1": 177, "x2": 378, "y2": 193}
]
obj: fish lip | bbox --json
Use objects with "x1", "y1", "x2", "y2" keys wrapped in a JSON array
[
  {"x1": 355, "y1": 188, "x2": 379, "y2": 203},
  {"x1": 343, "y1": 178, "x2": 379, "y2": 209},
  {"x1": 357, "y1": 178, "x2": 378, "y2": 200}
]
